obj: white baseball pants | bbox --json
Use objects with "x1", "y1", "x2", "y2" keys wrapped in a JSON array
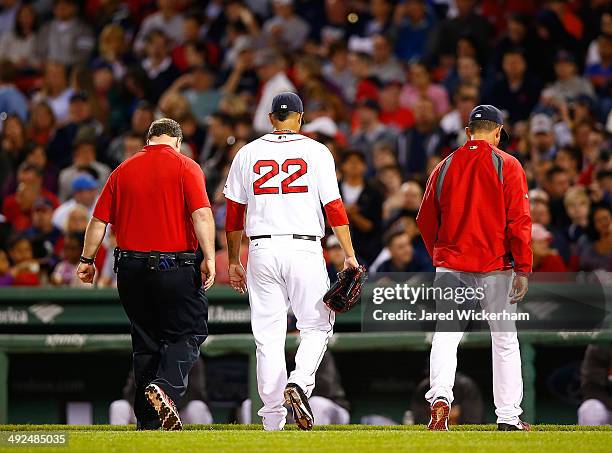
[
  {"x1": 246, "y1": 235, "x2": 334, "y2": 431},
  {"x1": 425, "y1": 269, "x2": 524, "y2": 425}
]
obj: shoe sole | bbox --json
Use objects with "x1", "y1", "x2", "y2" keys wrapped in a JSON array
[
  {"x1": 498, "y1": 422, "x2": 531, "y2": 431},
  {"x1": 284, "y1": 387, "x2": 314, "y2": 431},
  {"x1": 145, "y1": 384, "x2": 182, "y2": 431},
  {"x1": 428, "y1": 400, "x2": 450, "y2": 431}
]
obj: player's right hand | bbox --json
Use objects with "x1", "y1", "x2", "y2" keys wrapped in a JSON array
[
  {"x1": 343, "y1": 256, "x2": 359, "y2": 270},
  {"x1": 76, "y1": 262, "x2": 96, "y2": 284},
  {"x1": 201, "y1": 258, "x2": 216, "y2": 291},
  {"x1": 510, "y1": 274, "x2": 529, "y2": 303},
  {"x1": 229, "y1": 263, "x2": 247, "y2": 294}
]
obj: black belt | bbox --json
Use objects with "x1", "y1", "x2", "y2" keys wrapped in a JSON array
[
  {"x1": 249, "y1": 234, "x2": 317, "y2": 241},
  {"x1": 114, "y1": 248, "x2": 196, "y2": 272}
]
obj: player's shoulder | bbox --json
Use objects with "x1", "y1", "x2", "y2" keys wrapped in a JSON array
[{"x1": 490, "y1": 145, "x2": 522, "y2": 168}]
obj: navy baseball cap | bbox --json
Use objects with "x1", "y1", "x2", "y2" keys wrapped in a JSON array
[
  {"x1": 468, "y1": 104, "x2": 510, "y2": 143},
  {"x1": 271, "y1": 92, "x2": 303, "y2": 115}
]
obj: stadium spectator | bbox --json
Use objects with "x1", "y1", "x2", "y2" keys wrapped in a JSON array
[
  {"x1": 546, "y1": 50, "x2": 595, "y2": 103},
  {"x1": 483, "y1": 49, "x2": 542, "y2": 124},
  {"x1": 0, "y1": 114, "x2": 28, "y2": 169},
  {"x1": 425, "y1": 0, "x2": 492, "y2": 65},
  {"x1": 50, "y1": 232, "x2": 88, "y2": 287},
  {"x1": 6, "y1": 234, "x2": 41, "y2": 286},
  {"x1": 375, "y1": 229, "x2": 433, "y2": 277},
  {"x1": 531, "y1": 223, "x2": 568, "y2": 272},
  {"x1": 2, "y1": 163, "x2": 59, "y2": 231},
  {"x1": 105, "y1": 101, "x2": 154, "y2": 167},
  {"x1": 585, "y1": 33, "x2": 612, "y2": 95},
  {"x1": 365, "y1": 0, "x2": 394, "y2": 36},
  {"x1": 27, "y1": 102, "x2": 56, "y2": 147},
  {"x1": 57, "y1": 138, "x2": 110, "y2": 201},
  {"x1": 47, "y1": 91, "x2": 104, "y2": 169},
  {"x1": 325, "y1": 235, "x2": 345, "y2": 284},
  {"x1": 443, "y1": 55, "x2": 483, "y2": 100},
  {"x1": 378, "y1": 80, "x2": 414, "y2": 131},
  {"x1": 440, "y1": 83, "x2": 479, "y2": 150},
  {"x1": 322, "y1": 41, "x2": 355, "y2": 103},
  {"x1": 371, "y1": 34, "x2": 405, "y2": 83},
  {"x1": 93, "y1": 24, "x2": 131, "y2": 81},
  {"x1": 397, "y1": 97, "x2": 445, "y2": 176},
  {"x1": 140, "y1": 29, "x2": 180, "y2": 104},
  {"x1": 37, "y1": 0, "x2": 95, "y2": 66},
  {"x1": 0, "y1": 3, "x2": 40, "y2": 71},
  {"x1": 32, "y1": 61, "x2": 73, "y2": 125},
  {"x1": 578, "y1": 344, "x2": 612, "y2": 426},
  {"x1": 52, "y1": 173, "x2": 98, "y2": 231},
  {"x1": 252, "y1": 49, "x2": 295, "y2": 133},
  {"x1": 132, "y1": 0, "x2": 185, "y2": 55},
  {"x1": 564, "y1": 186, "x2": 591, "y2": 245},
  {"x1": 577, "y1": 204, "x2": 612, "y2": 272},
  {"x1": 161, "y1": 65, "x2": 221, "y2": 123},
  {"x1": 339, "y1": 151, "x2": 383, "y2": 265},
  {"x1": 0, "y1": 60, "x2": 29, "y2": 121},
  {"x1": 350, "y1": 99, "x2": 398, "y2": 160},
  {"x1": 263, "y1": 0, "x2": 310, "y2": 52},
  {"x1": 399, "y1": 61, "x2": 450, "y2": 116},
  {"x1": 0, "y1": 248, "x2": 13, "y2": 286},
  {"x1": 393, "y1": 0, "x2": 435, "y2": 63},
  {"x1": 23, "y1": 196, "x2": 62, "y2": 264}
]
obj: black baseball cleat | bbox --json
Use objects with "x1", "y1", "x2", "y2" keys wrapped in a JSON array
[
  {"x1": 145, "y1": 383, "x2": 182, "y2": 430},
  {"x1": 498, "y1": 420, "x2": 531, "y2": 431},
  {"x1": 284, "y1": 383, "x2": 314, "y2": 430},
  {"x1": 428, "y1": 397, "x2": 450, "y2": 431}
]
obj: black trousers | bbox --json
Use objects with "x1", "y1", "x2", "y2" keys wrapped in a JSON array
[{"x1": 116, "y1": 256, "x2": 208, "y2": 429}]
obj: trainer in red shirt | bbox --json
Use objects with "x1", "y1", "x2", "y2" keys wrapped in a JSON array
[
  {"x1": 417, "y1": 105, "x2": 532, "y2": 300},
  {"x1": 75, "y1": 119, "x2": 216, "y2": 430}
]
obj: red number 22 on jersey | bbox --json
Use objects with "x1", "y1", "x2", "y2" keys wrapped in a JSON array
[{"x1": 253, "y1": 158, "x2": 308, "y2": 195}]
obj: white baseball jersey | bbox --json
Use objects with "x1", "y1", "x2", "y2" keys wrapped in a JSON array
[{"x1": 223, "y1": 133, "x2": 341, "y2": 237}]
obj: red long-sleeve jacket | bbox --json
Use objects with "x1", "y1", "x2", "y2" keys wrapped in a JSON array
[{"x1": 416, "y1": 140, "x2": 532, "y2": 273}]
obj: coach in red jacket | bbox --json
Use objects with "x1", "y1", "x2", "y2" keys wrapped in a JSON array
[{"x1": 417, "y1": 105, "x2": 532, "y2": 432}]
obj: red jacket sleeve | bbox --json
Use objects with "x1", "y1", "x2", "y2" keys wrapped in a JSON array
[
  {"x1": 416, "y1": 166, "x2": 441, "y2": 258},
  {"x1": 503, "y1": 157, "x2": 533, "y2": 273}
]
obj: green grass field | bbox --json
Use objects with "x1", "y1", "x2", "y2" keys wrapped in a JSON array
[{"x1": 1, "y1": 425, "x2": 611, "y2": 453}]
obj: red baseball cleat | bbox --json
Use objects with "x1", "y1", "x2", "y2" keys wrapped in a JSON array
[{"x1": 428, "y1": 398, "x2": 450, "y2": 431}]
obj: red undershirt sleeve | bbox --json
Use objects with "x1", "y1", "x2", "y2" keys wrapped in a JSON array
[
  {"x1": 225, "y1": 198, "x2": 247, "y2": 232},
  {"x1": 324, "y1": 198, "x2": 349, "y2": 227}
]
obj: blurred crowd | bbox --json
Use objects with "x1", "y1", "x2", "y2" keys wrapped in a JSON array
[{"x1": 0, "y1": 0, "x2": 611, "y2": 287}]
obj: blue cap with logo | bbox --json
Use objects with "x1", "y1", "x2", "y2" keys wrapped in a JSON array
[
  {"x1": 468, "y1": 104, "x2": 510, "y2": 143},
  {"x1": 271, "y1": 92, "x2": 304, "y2": 114}
]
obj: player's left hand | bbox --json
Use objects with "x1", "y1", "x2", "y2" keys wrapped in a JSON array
[
  {"x1": 229, "y1": 263, "x2": 247, "y2": 294},
  {"x1": 201, "y1": 258, "x2": 216, "y2": 291},
  {"x1": 509, "y1": 274, "x2": 529, "y2": 303},
  {"x1": 343, "y1": 255, "x2": 359, "y2": 270},
  {"x1": 76, "y1": 262, "x2": 96, "y2": 284}
]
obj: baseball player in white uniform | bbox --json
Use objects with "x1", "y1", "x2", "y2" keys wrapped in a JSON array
[{"x1": 223, "y1": 92, "x2": 358, "y2": 431}]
